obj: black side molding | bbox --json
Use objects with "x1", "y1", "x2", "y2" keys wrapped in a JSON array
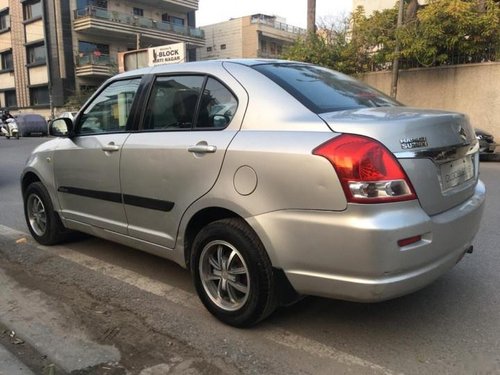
[{"x1": 58, "y1": 186, "x2": 174, "y2": 212}]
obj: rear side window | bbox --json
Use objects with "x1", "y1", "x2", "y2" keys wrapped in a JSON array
[
  {"x1": 253, "y1": 63, "x2": 399, "y2": 114},
  {"x1": 196, "y1": 78, "x2": 238, "y2": 129},
  {"x1": 144, "y1": 75, "x2": 205, "y2": 130},
  {"x1": 144, "y1": 75, "x2": 237, "y2": 130}
]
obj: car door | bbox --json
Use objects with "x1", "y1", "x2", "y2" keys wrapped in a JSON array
[
  {"x1": 120, "y1": 74, "x2": 242, "y2": 248},
  {"x1": 53, "y1": 78, "x2": 142, "y2": 234}
]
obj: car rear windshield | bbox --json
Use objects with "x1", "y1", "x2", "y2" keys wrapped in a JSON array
[{"x1": 252, "y1": 63, "x2": 399, "y2": 114}]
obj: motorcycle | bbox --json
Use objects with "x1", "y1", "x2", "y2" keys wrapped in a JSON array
[{"x1": 0, "y1": 118, "x2": 19, "y2": 139}]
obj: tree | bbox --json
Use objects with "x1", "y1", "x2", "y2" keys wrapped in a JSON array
[
  {"x1": 282, "y1": 0, "x2": 499, "y2": 73},
  {"x1": 282, "y1": 16, "x2": 360, "y2": 74},
  {"x1": 399, "y1": 0, "x2": 500, "y2": 66},
  {"x1": 64, "y1": 88, "x2": 95, "y2": 111}
]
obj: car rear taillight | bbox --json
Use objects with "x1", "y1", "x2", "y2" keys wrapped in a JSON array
[{"x1": 313, "y1": 134, "x2": 417, "y2": 203}]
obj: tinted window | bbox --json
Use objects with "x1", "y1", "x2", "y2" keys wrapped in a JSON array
[
  {"x1": 1, "y1": 50, "x2": 13, "y2": 70},
  {"x1": 144, "y1": 76, "x2": 204, "y2": 130},
  {"x1": 5, "y1": 90, "x2": 16, "y2": 107},
  {"x1": 23, "y1": 1, "x2": 42, "y2": 20},
  {"x1": 0, "y1": 10, "x2": 10, "y2": 30},
  {"x1": 196, "y1": 78, "x2": 237, "y2": 129},
  {"x1": 30, "y1": 86, "x2": 49, "y2": 105},
  {"x1": 27, "y1": 44, "x2": 46, "y2": 65},
  {"x1": 253, "y1": 63, "x2": 399, "y2": 114},
  {"x1": 78, "y1": 78, "x2": 141, "y2": 134}
]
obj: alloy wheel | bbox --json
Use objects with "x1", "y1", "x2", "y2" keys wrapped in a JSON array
[
  {"x1": 27, "y1": 193, "x2": 47, "y2": 237},
  {"x1": 199, "y1": 240, "x2": 250, "y2": 311}
]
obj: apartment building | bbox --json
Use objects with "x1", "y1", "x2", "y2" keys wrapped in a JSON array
[
  {"x1": 0, "y1": 0, "x2": 204, "y2": 116},
  {"x1": 197, "y1": 14, "x2": 306, "y2": 61}
]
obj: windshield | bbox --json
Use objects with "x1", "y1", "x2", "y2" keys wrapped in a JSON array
[{"x1": 253, "y1": 63, "x2": 400, "y2": 114}]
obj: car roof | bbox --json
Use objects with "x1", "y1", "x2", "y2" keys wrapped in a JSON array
[{"x1": 112, "y1": 59, "x2": 305, "y2": 80}]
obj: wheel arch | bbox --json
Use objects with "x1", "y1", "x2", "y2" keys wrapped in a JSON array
[
  {"x1": 21, "y1": 171, "x2": 42, "y2": 197},
  {"x1": 183, "y1": 207, "x2": 243, "y2": 270}
]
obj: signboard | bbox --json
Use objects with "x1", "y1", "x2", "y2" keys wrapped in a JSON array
[{"x1": 148, "y1": 43, "x2": 186, "y2": 66}]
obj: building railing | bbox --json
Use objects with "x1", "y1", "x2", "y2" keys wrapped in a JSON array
[
  {"x1": 74, "y1": 7, "x2": 205, "y2": 39},
  {"x1": 76, "y1": 52, "x2": 112, "y2": 66},
  {"x1": 250, "y1": 15, "x2": 306, "y2": 36}
]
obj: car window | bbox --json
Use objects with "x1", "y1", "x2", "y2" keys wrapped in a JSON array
[
  {"x1": 78, "y1": 78, "x2": 141, "y2": 134},
  {"x1": 144, "y1": 76, "x2": 205, "y2": 130},
  {"x1": 253, "y1": 63, "x2": 399, "y2": 114},
  {"x1": 195, "y1": 78, "x2": 237, "y2": 129}
]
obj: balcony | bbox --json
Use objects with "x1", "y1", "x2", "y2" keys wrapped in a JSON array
[
  {"x1": 73, "y1": 7, "x2": 205, "y2": 48},
  {"x1": 251, "y1": 14, "x2": 306, "y2": 36},
  {"x1": 133, "y1": 0, "x2": 199, "y2": 13},
  {"x1": 75, "y1": 52, "x2": 114, "y2": 77}
]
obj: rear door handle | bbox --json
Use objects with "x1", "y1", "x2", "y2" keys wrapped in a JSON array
[
  {"x1": 101, "y1": 142, "x2": 120, "y2": 152},
  {"x1": 188, "y1": 144, "x2": 217, "y2": 154}
]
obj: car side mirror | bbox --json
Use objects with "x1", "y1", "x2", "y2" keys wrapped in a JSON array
[{"x1": 50, "y1": 117, "x2": 74, "y2": 137}]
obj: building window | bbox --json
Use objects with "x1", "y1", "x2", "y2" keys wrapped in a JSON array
[
  {"x1": 1, "y1": 50, "x2": 13, "y2": 71},
  {"x1": 206, "y1": 47, "x2": 212, "y2": 52},
  {"x1": 23, "y1": 0, "x2": 43, "y2": 21},
  {"x1": 27, "y1": 44, "x2": 46, "y2": 65},
  {"x1": 221, "y1": 44, "x2": 226, "y2": 50},
  {"x1": 133, "y1": 8, "x2": 143, "y2": 16},
  {"x1": 161, "y1": 13, "x2": 184, "y2": 26},
  {"x1": 170, "y1": 16, "x2": 184, "y2": 26},
  {"x1": 30, "y1": 86, "x2": 49, "y2": 106},
  {"x1": 5, "y1": 90, "x2": 16, "y2": 107},
  {"x1": 0, "y1": 10, "x2": 10, "y2": 31}
]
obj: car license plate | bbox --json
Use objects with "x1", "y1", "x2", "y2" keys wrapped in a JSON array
[{"x1": 440, "y1": 156, "x2": 474, "y2": 191}]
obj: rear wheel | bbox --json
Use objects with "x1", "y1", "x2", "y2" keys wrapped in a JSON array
[
  {"x1": 24, "y1": 182, "x2": 68, "y2": 245},
  {"x1": 191, "y1": 218, "x2": 277, "y2": 327}
]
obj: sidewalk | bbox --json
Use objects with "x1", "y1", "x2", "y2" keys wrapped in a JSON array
[{"x1": 0, "y1": 343, "x2": 35, "y2": 375}]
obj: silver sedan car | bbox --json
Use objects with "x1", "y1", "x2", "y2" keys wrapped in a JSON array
[{"x1": 21, "y1": 60, "x2": 485, "y2": 327}]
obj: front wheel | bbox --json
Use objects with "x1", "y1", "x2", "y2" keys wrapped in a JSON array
[
  {"x1": 24, "y1": 182, "x2": 68, "y2": 245},
  {"x1": 191, "y1": 218, "x2": 277, "y2": 327}
]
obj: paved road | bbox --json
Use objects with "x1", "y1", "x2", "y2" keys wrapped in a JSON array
[{"x1": 0, "y1": 137, "x2": 499, "y2": 374}]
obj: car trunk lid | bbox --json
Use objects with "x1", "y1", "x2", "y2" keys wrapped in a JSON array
[{"x1": 319, "y1": 107, "x2": 480, "y2": 216}]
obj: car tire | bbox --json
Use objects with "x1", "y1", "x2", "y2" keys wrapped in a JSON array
[
  {"x1": 24, "y1": 182, "x2": 68, "y2": 245},
  {"x1": 191, "y1": 218, "x2": 277, "y2": 327}
]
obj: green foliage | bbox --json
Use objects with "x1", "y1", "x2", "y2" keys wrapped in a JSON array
[
  {"x1": 399, "y1": 0, "x2": 500, "y2": 66},
  {"x1": 64, "y1": 88, "x2": 95, "y2": 111},
  {"x1": 281, "y1": 0, "x2": 499, "y2": 73},
  {"x1": 282, "y1": 18, "x2": 361, "y2": 74}
]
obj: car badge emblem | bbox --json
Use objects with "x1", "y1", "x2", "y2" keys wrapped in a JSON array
[{"x1": 400, "y1": 137, "x2": 428, "y2": 150}]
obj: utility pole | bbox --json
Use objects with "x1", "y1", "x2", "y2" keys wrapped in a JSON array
[
  {"x1": 390, "y1": 0, "x2": 404, "y2": 99},
  {"x1": 307, "y1": 0, "x2": 316, "y2": 33}
]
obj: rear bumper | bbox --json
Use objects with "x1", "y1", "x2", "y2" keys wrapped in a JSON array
[{"x1": 248, "y1": 180, "x2": 486, "y2": 302}]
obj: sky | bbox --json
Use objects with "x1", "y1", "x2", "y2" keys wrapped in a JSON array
[{"x1": 196, "y1": 0, "x2": 353, "y2": 29}]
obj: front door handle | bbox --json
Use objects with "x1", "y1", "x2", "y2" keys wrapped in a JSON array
[
  {"x1": 188, "y1": 144, "x2": 217, "y2": 154},
  {"x1": 101, "y1": 142, "x2": 120, "y2": 152}
]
